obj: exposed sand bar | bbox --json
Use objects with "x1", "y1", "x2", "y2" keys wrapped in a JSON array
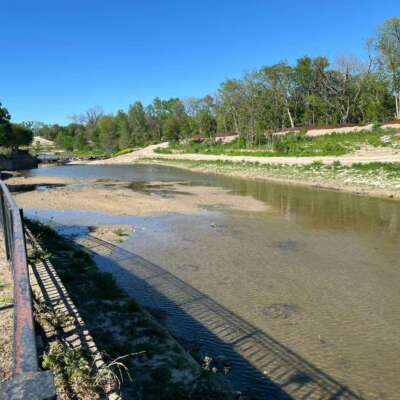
[{"x1": 9, "y1": 176, "x2": 268, "y2": 215}]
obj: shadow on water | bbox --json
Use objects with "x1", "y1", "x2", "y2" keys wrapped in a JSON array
[
  {"x1": 64, "y1": 230, "x2": 364, "y2": 400},
  {"x1": 7, "y1": 183, "x2": 67, "y2": 193}
]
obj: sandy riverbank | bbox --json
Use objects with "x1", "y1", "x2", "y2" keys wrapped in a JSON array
[{"x1": 8, "y1": 176, "x2": 267, "y2": 215}]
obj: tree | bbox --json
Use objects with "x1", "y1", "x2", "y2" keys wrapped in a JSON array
[
  {"x1": 97, "y1": 116, "x2": 119, "y2": 152},
  {"x1": 128, "y1": 102, "x2": 148, "y2": 145},
  {"x1": 375, "y1": 17, "x2": 400, "y2": 119},
  {"x1": 261, "y1": 63, "x2": 296, "y2": 128},
  {"x1": 8, "y1": 124, "x2": 33, "y2": 151},
  {"x1": 163, "y1": 116, "x2": 182, "y2": 142},
  {"x1": 55, "y1": 130, "x2": 74, "y2": 151},
  {"x1": 70, "y1": 106, "x2": 104, "y2": 129},
  {"x1": 196, "y1": 109, "x2": 217, "y2": 138},
  {"x1": 0, "y1": 102, "x2": 12, "y2": 146},
  {"x1": 319, "y1": 55, "x2": 372, "y2": 124},
  {"x1": 115, "y1": 111, "x2": 131, "y2": 149}
]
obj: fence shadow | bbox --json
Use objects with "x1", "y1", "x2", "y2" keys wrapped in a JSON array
[{"x1": 68, "y1": 232, "x2": 365, "y2": 400}]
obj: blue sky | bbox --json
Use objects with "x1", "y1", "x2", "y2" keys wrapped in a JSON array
[{"x1": 1, "y1": 1, "x2": 399, "y2": 124}]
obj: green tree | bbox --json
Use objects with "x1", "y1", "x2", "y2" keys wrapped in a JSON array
[
  {"x1": 196, "y1": 109, "x2": 217, "y2": 138},
  {"x1": 55, "y1": 131, "x2": 74, "y2": 151},
  {"x1": 0, "y1": 102, "x2": 12, "y2": 146},
  {"x1": 375, "y1": 17, "x2": 400, "y2": 119},
  {"x1": 8, "y1": 124, "x2": 33, "y2": 151},
  {"x1": 128, "y1": 102, "x2": 148, "y2": 145},
  {"x1": 97, "y1": 116, "x2": 119, "y2": 152},
  {"x1": 261, "y1": 63, "x2": 296, "y2": 128},
  {"x1": 115, "y1": 111, "x2": 131, "y2": 149}
]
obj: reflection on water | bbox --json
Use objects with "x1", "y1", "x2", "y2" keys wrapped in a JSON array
[
  {"x1": 26, "y1": 163, "x2": 400, "y2": 399},
  {"x1": 28, "y1": 164, "x2": 400, "y2": 237},
  {"x1": 227, "y1": 178, "x2": 400, "y2": 237}
]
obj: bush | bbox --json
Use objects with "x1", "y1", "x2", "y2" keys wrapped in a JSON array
[{"x1": 113, "y1": 148, "x2": 134, "y2": 157}]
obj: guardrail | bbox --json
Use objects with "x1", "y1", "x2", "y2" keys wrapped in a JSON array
[{"x1": 0, "y1": 181, "x2": 55, "y2": 399}]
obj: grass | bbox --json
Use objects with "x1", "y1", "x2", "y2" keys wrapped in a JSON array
[
  {"x1": 156, "y1": 127, "x2": 400, "y2": 157},
  {"x1": 112, "y1": 228, "x2": 128, "y2": 237},
  {"x1": 61, "y1": 149, "x2": 110, "y2": 158},
  {"x1": 42, "y1": 341, "x2": 101, "y2": 399},
  {"x1": 27, "y1": 220, "x2": 233, "y2": 400},
  {"x1": 112, "y1": 147, "x2": 135, "y2": 157}
]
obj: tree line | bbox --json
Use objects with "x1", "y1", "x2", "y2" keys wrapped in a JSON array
[
  {"x1": 0, "y1": 102, "x2": 33, "y2": 152},
  {"x1": 8, "y1": 17, "x2": 400, "y2": 152}
]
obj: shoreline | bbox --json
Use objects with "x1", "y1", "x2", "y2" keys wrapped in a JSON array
[
  {"x1": 65, "y1": 139, "x2": 400, "y2": 202},
  {"x1": 142, "y1": 158, "x2": 400, "y2": 202}
]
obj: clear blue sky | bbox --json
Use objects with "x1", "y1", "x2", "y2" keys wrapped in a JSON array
[{"x1": 1, "y1": 0, "x2": 398, "y2": 125}]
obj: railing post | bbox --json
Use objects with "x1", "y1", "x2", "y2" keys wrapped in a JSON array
[
  {"x1": 0, "y1": 187, "x2": 10, "y2": 260},
  {"x1": 0, "y1": 181, "x2": 56, "y2": 399}
]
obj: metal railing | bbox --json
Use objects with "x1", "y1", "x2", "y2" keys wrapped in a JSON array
[{"x1": 0, "y1": 181, "x2": 55, "y2": 399}]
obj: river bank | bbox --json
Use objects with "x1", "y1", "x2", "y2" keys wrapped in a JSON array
[
  {"x1": 142, "y1": 158, "x2": 400, "y2": 201},
  {"x1": 65, "y1": 138, "x2": 400, "y2": 201}
]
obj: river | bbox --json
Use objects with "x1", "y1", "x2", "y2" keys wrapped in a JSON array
[{"x1": 23, "y1": 164, "x2": 400, "y2": 400}]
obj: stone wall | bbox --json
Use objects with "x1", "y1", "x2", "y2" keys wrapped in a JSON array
[{"x1": 0, "y1": 154, "x2": 38, "y2": 171}]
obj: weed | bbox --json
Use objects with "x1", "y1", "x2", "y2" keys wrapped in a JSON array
[
  {"x1": 0, "y1": 295, "x2": 13, "y2": 305},
  {"x1": 310, "y1": 160, "x2": 324, "y2": 169},
  {"x1": 113, "y1": 228, "x2": 128, "y2": 237},
  {"x1": 42, "y1": 341, "x2": 137, "y2": 399},
  {"x1": 34, "y1": 298, "x2": 73, "y2": 330},
  {"x1": 42, "y1": 341, "x2": 100, "y2": 399},
  {"x1": 28, "y1": 247, "x2": 51, "y2": 264}
]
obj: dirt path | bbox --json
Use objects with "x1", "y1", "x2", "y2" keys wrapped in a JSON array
[{"x1": 77, "y1": 142, "x2": 400, "y2": 166}]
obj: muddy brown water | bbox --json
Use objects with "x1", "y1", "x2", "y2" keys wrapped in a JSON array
[{"x1": 25, "y1": 164, "x2": 400, "y2": 399}]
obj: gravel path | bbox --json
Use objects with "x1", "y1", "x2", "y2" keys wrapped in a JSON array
[{"x1": 82, "y1": 143, "x2": 400, "y2": 166}]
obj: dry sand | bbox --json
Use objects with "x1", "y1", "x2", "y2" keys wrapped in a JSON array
[
  {"x1": 88, "y1": 225, "x2": 134, "y2": 244},
  {"x1": 11, "y1": 178, "x2": 268, "y2": 215}
]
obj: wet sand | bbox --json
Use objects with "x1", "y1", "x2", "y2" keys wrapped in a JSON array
[{"x1": 10, "y1": 176, "x2": 267, "y2": 215}]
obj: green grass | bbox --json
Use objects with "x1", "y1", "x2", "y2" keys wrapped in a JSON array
[
  {"x1": 351, "y1": 162, "x2": 400, "y2": 174},
  {"x1": 62, "y1": 149, "x2": 110, "y2": 157},
  {"x1": 112, "y1": 147, "x2": 135, "y2": 157},
  {"x1": 156, "y1": 127, "x2": 400, "y2": 157}
]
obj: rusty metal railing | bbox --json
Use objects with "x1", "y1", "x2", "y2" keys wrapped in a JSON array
[{"x1": 0, "y1": 181, "x2": 55, "y2": 399}]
